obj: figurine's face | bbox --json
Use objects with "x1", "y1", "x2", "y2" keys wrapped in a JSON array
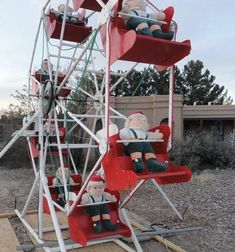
[
  {"x1": 42, "y1": 60, "x2": 53, "y2": 71},
  {"x1": 57, "y1": 168, "x2": 70, "y2": 180},
  {"x1": 88, "y1": 185, "x2": 105, "y2": 197},
  {"x1": 128, "y1": 115, "x2": 148, "y2": 131},
  {"x1": 58, "y1": 4, "x2": 65, "y2": 12},
  {"x1": 58, "y1": 4, "x2": 73, "y2": 13}
]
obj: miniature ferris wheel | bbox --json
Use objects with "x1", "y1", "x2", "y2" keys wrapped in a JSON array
[{"x1": 0, "y1": 0, "x2": 193, "y2": 251}]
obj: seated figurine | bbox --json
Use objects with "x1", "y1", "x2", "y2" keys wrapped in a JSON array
[
  {"x1": 36, "y1": 59, "x2": 55, "y2": 84},
  {"x1": 121, "y1": 0, "x2": 174, "y2": 40},
  {"x1": 81, "y1": 175, "x2": 118, "y2": 234},
  {"x1": 119, "y1": 111, "x2": 168, "y2": 173},
  {"x1": 52, "y1": 167, "x2": 75, "y2": 207},
  {"x1": 57, "y1": 4, "x2": 87, "y2": 26}
]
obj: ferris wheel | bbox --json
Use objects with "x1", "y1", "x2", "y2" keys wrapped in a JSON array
[{"x1": 0, "y1": 1, "x2": 193, "y2": 251}]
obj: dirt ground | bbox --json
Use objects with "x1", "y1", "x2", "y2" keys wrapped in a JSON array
[{"x1": 0, "y1": 166, "x2": 234, "y2": 252}]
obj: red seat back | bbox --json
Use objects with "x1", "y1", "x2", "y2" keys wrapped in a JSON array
[
  {"x1": 68, "y1": 190, "x2": 131, "y2": 246},
  {"x1": 102, "y1": 124, "x2": 192, "y2": 189},
  {"x1": 45, "y1": 11, "x2": 92, "y2": 43},
  {"x1": 43, "y1": 174, "x2": 82, "y2": 214},
  {"x1": 100, "y1": 11, "x2": 191, "y2": 66}
]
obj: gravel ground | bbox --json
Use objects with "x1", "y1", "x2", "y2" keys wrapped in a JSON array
[
  {"x1": 0, "y1": 167, "x2": 234, "y2": 251},
  {"x1": 126, "y1": 168, "x2": 235, "y2": 252}
]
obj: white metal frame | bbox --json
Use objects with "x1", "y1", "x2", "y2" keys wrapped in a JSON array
[{"x1": 0, "y1": 0, "x2": 186, "y2": 251}]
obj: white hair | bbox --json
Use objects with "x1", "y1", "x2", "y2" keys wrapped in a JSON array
[
  {"x1": 125, "y1": 113, "x2": 149, "y2": 131},
  {"x1": 122, "y1": 0, "x2": 147, "y2": 10}
]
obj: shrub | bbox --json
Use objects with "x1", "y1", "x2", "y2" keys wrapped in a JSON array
[{"x1": 170, "y1": 130, "x2": 235, "y2": 170}]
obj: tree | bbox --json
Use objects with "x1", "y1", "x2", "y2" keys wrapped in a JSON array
[
  {"x1": 179, "y1": 60, "x2": 233, "y2": 105},
  {"x1": 111, "y1": 60, "x2": 232, "y2": 105},
  {"x1": 11, "y1": 84, "x2": 37, "y2": 113}
]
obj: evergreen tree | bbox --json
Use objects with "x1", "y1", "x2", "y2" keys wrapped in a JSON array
[
  {"x1": 111, "y1": 60, "x2": 232, "y2": 105},
  {"x1": 180, "y1": 60, "x2": 232, "y2": 105}
]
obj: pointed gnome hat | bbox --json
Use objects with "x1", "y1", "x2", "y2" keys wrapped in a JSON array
[{"x1": 87, "y1": 175, "x2": 105, "y2": 188}]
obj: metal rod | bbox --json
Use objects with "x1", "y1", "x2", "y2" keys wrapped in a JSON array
[
  {"x1": 109, "y1": 106, "x2": 127, "y2": 119},
  {"x1": 69, "y1": 153, "x2": 105, "y2": 214},
  {"x1": 119, "y1": 12, "x2": 167, "y2": 24},
  {"x1": 110, "y1": 63, "x2": 139, "y2": 92},
  {"x1": 121, "y1": 208, "x2": 143, "y2": 252},
  {"x1": 27, "y1": 138, "x2": 38, "y2": 175},
  {"x1": 54, "y1": 0, "x2": 70, "y2": 86},
  {"x1": 54, "y1": 110, "x2": 68, "y2": 202},
  {"x1": 168, "y1": 65, "x2": 174, "y2": 151},
  {"x1": 77, "y1": 87, "x2": 96, "y2": 100},
  {"x1": 21, "y1": 173, "x2": 40, "y2": 217},
  {"x1": 82, "y1": 110, "x2": 98, "y2": 180},
  {"x1": 56, "y1": 30, "x2": 99, "y2": 95},
  {"x1": 15, "y1": 209, "x2": 49, "y2": 252},
  {"x1": 46, "y1": 143, "x2": 98, "y2": 149},
  {"x1": 64, "y1": 113, "x2": 123, "y2": 119},
  {"x1": 56, "y1": 101, "x2": 101, "y2": 144},
  {"x1": 151, "y1": 179, "x2": 183, "y2": 220},
  {"x1": 0, "y1": 112, "x2": 39, "y2": 158},
  {"x1": 117, "y1": 139, "x2": 164, "y2": 143},
  {"x1": 41, "y1": 172, "x2": 66, "y2": 251},
  {"x1": 120, "y1": 180, "x2": 145, "y2": 208}
]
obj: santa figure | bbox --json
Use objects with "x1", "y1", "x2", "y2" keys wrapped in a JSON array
[
  {"x1": 119, "y1": 111, "x2": 168, "y2": 173},
  {"x1": 121, "y1": 0, "x2": 174, "y2": 40}
]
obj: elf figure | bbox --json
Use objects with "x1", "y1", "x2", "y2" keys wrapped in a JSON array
[
  {"x1": 119, "y1": 111, "x2": 168, "y2": 173},
  {"x1": 121, "y1": 0, "x2": 174, "y2": 40},
  {"x1": 81, "y1": 175, "x2": 118, "y2": 234},
  {"x1": 52, "y1": 167, "x2": 75, "y2": 207}
]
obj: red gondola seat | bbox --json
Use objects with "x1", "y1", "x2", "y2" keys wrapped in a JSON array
[
  {"x1": 72, "y1": 0, "x2": 121, "y2": 12},
  {"x1": 68, "y1": 190, "x2": 131, "y2": 246},
  {"x1": 32, "y1": 72, "x2": 71, "y2": 98},
  {"x1": 100, "y1": 16, "x2": 191, "y2": 66},
  {"x1": 28, "y1": 127, "x2": 68, "y2": 159},
  {"x1": 45, "y1": 10, "x2": 92, "y2": 43},
  {"x1": 102, "y1": 124, "x2": 192, "y2": 191},
  {"x1": 43, "y1": 174, "x2": 82, "y2": 214}
]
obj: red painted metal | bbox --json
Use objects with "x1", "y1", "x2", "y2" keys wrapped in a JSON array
[
  {"x1": 43, "y1": 174, "x2": 82, "y2": 214},
  {"x1": 35, "y1": 72, "x2": 66, "y2": 84},
  {"x1": 32, "y1": 73, "x2": 71, "y2": 97},
  {"x1": 72, "y1": 0, "x2": 122, "y2": 12},
  {"x1": 45, "y1": 11, "x2": 92, "y2": 43},
  {"x1": 28, "y1": 127, "x2": 68, "y2": 159},
  {"x1": 73, "y1": 0, "x2": 108, "y2": 11},
  {"x1": 102, "y1": 124, "x2": 192, "y2": 191},
  {"x1": 100, "y1": 16, "x2": 191, "y2": 66},
  {"x1": 57, "y1": 87, "x2": 71, "y2": 97},
  {"x1": 68, "y1": 191, "x2": 131, "y2": 246}
]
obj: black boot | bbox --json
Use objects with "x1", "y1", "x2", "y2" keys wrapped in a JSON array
[
  {"x1": 93, "y1": 220, "x2": 102, "y2": 233},
  {"x1": 57, "y1": 197, "x2": 65, "y2": 207},
  {"x1": 137, "y1": 28, "x2": 153, "y2": 37},
  {"x1": 103, "y1": 219, "x2": 117, "y2": 232},
  {"x1": 152, "y1": 29, "x2": 174, "y2": 40},
  {"x1": 147, "y1": 158, "x2": 168, "y2": 172},
  {"x1": 132, "y1": 158, "x2": 145, "y2": 173}
]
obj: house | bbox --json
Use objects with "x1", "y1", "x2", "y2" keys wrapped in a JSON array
[{"x1": 111, "y1": 95, "x2": 235, "y2": 141}]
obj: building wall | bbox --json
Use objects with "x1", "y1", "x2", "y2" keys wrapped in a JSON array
[
  {"x1": 111, "y1": 95, "x2": 235, "y2": 141},
  {"x1": 111, "y1": 95, "x2": 184, "y2": 140}
]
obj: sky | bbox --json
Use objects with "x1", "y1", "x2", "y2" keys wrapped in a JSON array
[{"x1": 0, "y1": 0, "x2": 235, "y2": 110}]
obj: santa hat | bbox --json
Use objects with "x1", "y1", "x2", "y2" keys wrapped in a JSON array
[
  {"x1": 87, "y1": 175, "x2": 105, "y2": 188},
  {"x1": 128, "y1": 111, "x2": 145, "y2": 119}
]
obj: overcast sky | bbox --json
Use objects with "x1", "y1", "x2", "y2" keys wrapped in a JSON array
[{"x1": 0, "y1": 0, "x2": 235, "y2": 109}]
